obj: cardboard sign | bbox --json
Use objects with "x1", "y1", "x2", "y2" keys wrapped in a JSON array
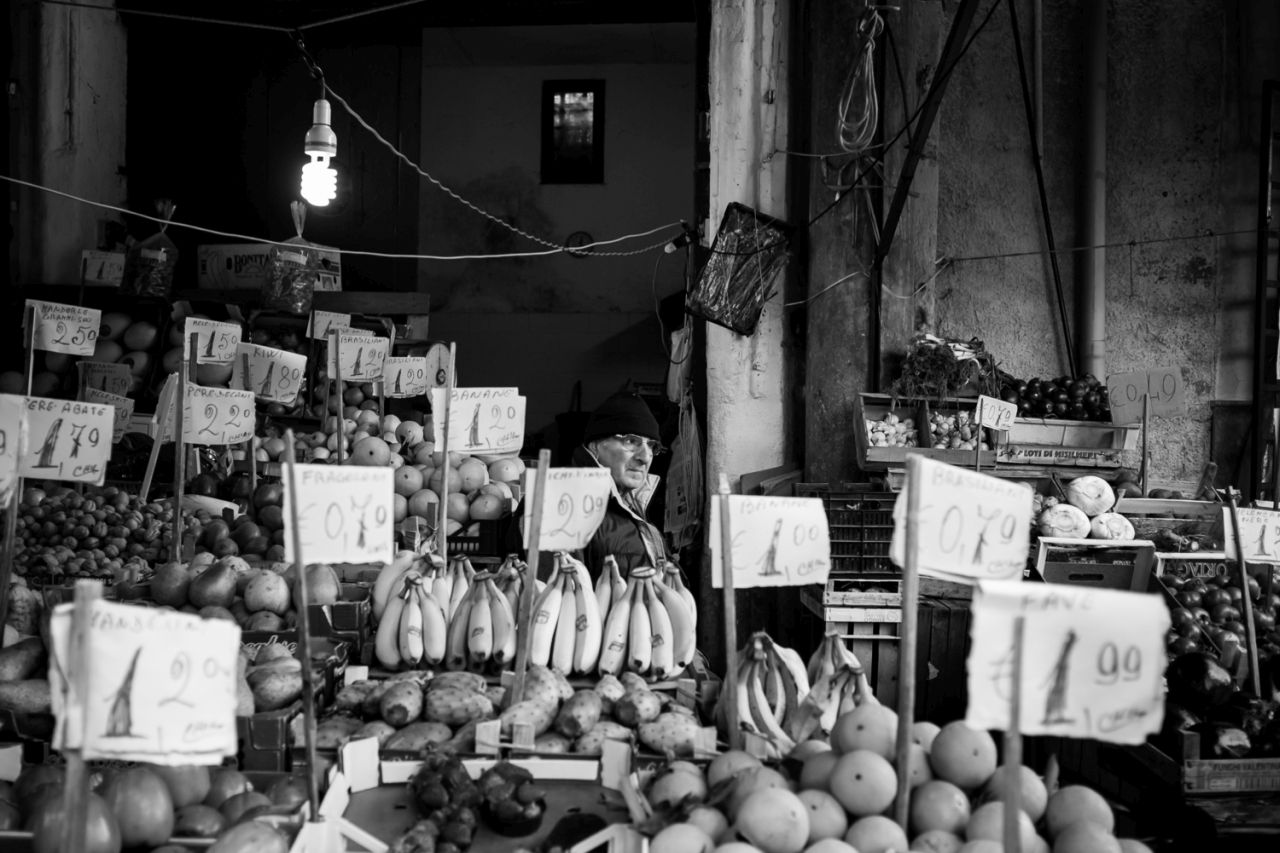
[
  {"x1": 284, "y1": 464, "x2": 394, "y2": 564},
  {"x1": 231, "y1": 343, "x2": 307, "y2": 405},
  {"x1": 81, "y1": 250, "x2": 125, "y2": 287},
  {"x1": 1222, "y1": 506, "x2": 1280, "y2": 564},
  {"x1": 329, "y1": 333, "x2": 388, "y2": 382},
  {"x1": 384, "y1": 357, "x2": 430, "y2": 398},
  {"x1": 182, "y1": 385, "x2": 256, "y2": 446},
  {"x1": 965, "y1": 580, "x2": 1169, "y2": 745},
  {"x1": 708, "y1": 496, "x2": 832, "y2": 589},
  {"x1": 430, "y1": 388, "x2": 526, "y2": 455},
  {"x1": 182, "y1": 318, "x2": 242, "y2": 365},
  {"x1": 154, "y1": 374, "x2": 177, "y2": 443},
  {"x1": 521, "y1": 467, "x2": 613, "y2": 551},
  {"x1": 84, "y1": 388, "x2": 133, "y2": 443},
  {"x1": 1106, "y1": 368, "x2": 1184, "y2": 424},
  {"x1": 27, "y1": 300, "x2": 102, "y2": 357},
  {"x1": 0, "y1": 395, "x2": 24, "y2": 509},
  {"x1": 890, "y1": 457, "x2": 1033, "y2": 583},
  {"x1": 78, "y1": 361, "x2": 132, "y2": 398},
  {"x1": 309, "y1": 310, "x2": 351, "y2": 340},
  {"x1": 48, "y1": 600, "x2": 239, "y2": 764},
  {"x1": 19, "y1": 396, "x2": 114, "y2": 485},
  {"x1": 976, "y1": 395, "x2": 1016, "y2": 431}
]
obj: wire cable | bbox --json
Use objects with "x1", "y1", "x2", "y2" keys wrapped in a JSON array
[{"x1": 836, "y1": 7, "x2": 885, "y2": 154}]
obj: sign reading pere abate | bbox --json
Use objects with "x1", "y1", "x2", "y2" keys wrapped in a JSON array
[
  {"x1": 19, "y1": 396, "x2": 114, "y2": 485},
  {"x1": 284, "y1": 464, "x2": 394, "y2": 564},
  {"x1": 708, "y1": 495, "x2": 831, "y2": 589},
  {"x1": 27, "y1": 300, "x2": 101, "y2": 357},
  {"x1": 521, "y1": 467, "x2": 613, "y2": 551},
  {"x1": 431, "y1": 388, "x2": 526, "y2": 455}
]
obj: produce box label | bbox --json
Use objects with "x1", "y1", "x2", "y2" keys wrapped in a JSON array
[
  {"x1": 521, "y1": 467, "x2": 613, "y2": 551},
  {"x1": 26, "y1": 300, "x2": 101, "y2": 356},
  {"x1": 890, "y1": 457, "x2": 1032, "y2": 583},
  {"x1": 48, "y1": 599, "x2": 239, "y2": 764},
  {"x1": 0, "y1": 395, "x2": 23, "y2": 509},
  {"x1": 965, "y1": 580, "x2": 1169, "y2": 745},
  {"x1": 182, "y1": 318, "x2": 242, "y2": 365},
  {"x1": 18, "y1": 396, "x2": 114, "y2": 485},
  {"x1": 182, "y1": 385, "x2": 256, "y2": 446},
  {"x1": 1222, "y1": 506, "x2": 1280, "y2": 564},
  {"x1": 231, "y1": 343, "x2": 307, "y2": 405},
  {"x1": 1156, "y1": 552, "x2": 1230, "y2": 581},
  {"x1": 284, "y1": 464, "x2": 394, "y2": 565},
  {"x1": 384, "y1": 357, "x2": 430, "y2": 398},
  {"x1": 77, "y1": 361, "x2": 132, "y2": 398},
  {"x1": 1106, "y1": 367, "x2": 1184, "y2": 425},
  {"x1": 430, "y1": 388, "x2": 525, "y2": 455},
  {"x1": 995, "y1": 445, "x2": 1122, "y2": 468},
  {"x1": 976, "y1": 395, "x2": 1016, "y2": 431},
  {"x1": 83, "y1": 387, "x2": 133, "y2": 443},
  {"x1": 329, "y1": 332, "x2": 388, "y2": 382},
  {"x1": 708, "y1": 495, "x2": 831, "y2": 589},
  {"x1": 308, "y1": 310, "x2": 351, "y2": 340}
]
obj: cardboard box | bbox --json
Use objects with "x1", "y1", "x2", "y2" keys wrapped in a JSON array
[
  {"x1": 1030, "y1": 537, "x2": 1157, "y2": 591},
  {"x1": 198, "y1": 243, "x2": 342, "y2": 291}
]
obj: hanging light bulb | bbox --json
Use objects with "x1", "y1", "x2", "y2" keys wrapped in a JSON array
[{"x1": 300, "y1": 98, "x2": 337, "y2": 207}]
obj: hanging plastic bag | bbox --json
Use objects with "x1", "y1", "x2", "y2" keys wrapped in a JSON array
[
  {"x1": 121, "y1": 199, "x2": 178, "y2": 298},
  {"x1": 263, "y1": 201, "x2": 321, "y2": 315},
  {"x1": 665, "y1": 318, "x2": 693, "y2": 403},
  {"x1": 664, "y1": 390, "x2": 704, "y2": 552}
]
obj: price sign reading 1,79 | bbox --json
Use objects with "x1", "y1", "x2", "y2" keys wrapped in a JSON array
[{"x1": 19, "y1": 396, "x2": 114, "y2": 485}]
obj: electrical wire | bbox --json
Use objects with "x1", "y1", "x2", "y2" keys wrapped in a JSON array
[
  {"x1": 836, "y1": 7, "x2": 885, "y2": 154},
  {"x1": 944, "y1": 228, "x2": 1258, "y2": 265},
  {"x1": 43, "y1": 0, "x2": 433, "y2": 33},
  {"x1": 652, "y1": 252, "x2": 693, "y2": 365}
]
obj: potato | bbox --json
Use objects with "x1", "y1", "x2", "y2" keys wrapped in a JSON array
[
  {"x1": 499, "y1": 700, "x2": 556, "y2": 737},
  {"x1": 534, "y1": 732, "x2": 572, "y2": 754},
  {"x1": 594, "y1": 674, "x2": 625, "y2": 714},
  {"x1": 573, "y1": 719, "x2": 634, "y2": 755},
  {"x1": 312, "y1": 715, "x2": 364, "y2": 749},
  {"x1": 361, "y1": 682, "x2": 392, "y2": 719},
  {"x1": 352, "y1": 720, "x2": 398, "y2": 748},
  {"x1": 554, "y1": 690, "x2": 603, "y2": 739},
  {"x1": 523, "y1": 665, "x2": 563, "y2": 708},
  {"x1": 614, "y1": 689, "x2": 662, "y2": 727},
  {"x1": 425, "y1": 686, "x2": 494, "y2": 726},
  {"x1": 618, "y1": 672, "x2": 648, "y2": 693},
  {"x1": 333, "y1": 680, "x2": 378, "y2": 713},
  {"x1": 638, "y1": 712, "x2": 703, "y2": 757},
  {"x1": 426, "y1": 672, "x2": 487, "y2": 694},
  {"x1": 379, "y1": 682, "x2": 424, "y2": 727},
  {"x1": 383, "y1": 721, "x2": 453, "y2": 752}
]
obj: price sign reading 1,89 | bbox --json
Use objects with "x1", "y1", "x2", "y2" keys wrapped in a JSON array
[
  {"x1": 183, "y1": 318, "x2": 242, "y2": 365},
  {"x1": 431, "y1": 388, "x2": 526, "y2": 456},
  {"x1": 521, "y1": 467, "x2": 613, "y2": 552},
  {"x1": 27, "y1": 300, "x2": 102, "y2": 357},
  {"x1": 18, "y1": 396, "x2": 114, "y2": 485},
  {"x1": 284, "y1": 465, "x2": 394, "y2": 564},
  {"x1": 231, "y1": 343, "x2": 307, "y2": 405},
  {"x1": 709, "y1": 495, "x2": 832, "y2": 589},
  {"x1": 329, "y1": 332, "x2": 388, "y2": 382},
  {"x1": 384, "y1": 357, "x2": 430, "y2": 398},
  {"x1": 182, "y1": 386, "x2": 256, "y2": 446}
]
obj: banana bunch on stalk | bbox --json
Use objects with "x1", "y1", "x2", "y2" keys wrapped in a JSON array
[
  {"x1": 424, "y1": 555, "x2": 475, "y2": 623},
  {"x1": 444, "y1": 571, "x2": 518, "y2": 672},
  {"x1": 528, "y1": 553, "x2": 603, "y2": 676},
  {"x1": 373, "y1": 569, "x2": 450, "y2": 671},
  {"x1": 790, "y1": 655, "x2": 879, "y2": 743},
  {"x1": 596, "y1": 564, "x2": 697, "y2": 681},
  {"x1": 714, "y1": 631, "x2": 811, "y2": 755},
  {"x1": 492, "y1": 554, "x2": 544, "y2": 626},
  {"x1": 807, "y1": 628, "x2": 866, "y2": 684}
]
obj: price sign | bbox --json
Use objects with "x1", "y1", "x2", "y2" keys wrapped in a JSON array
[
  {"x1": 521, "y1": 467, "x2": 613, "y2": 551},
  {"x1": 154, "y1": 374, "x2": 177, "y2": 443},
  {"x1": 329, "y1": 332, "x2": 388, "y2": 381},
  {"x1": 430, "y1": 388, "x2": 526, "y2": 455},
  {"x1": 48, "y1": 600, "x2": 239, "y2": 764},
  {"x1": 284, "y1": 464, "x2": 394, "y2": 564},
  {"x1": 26, "y1": 300, "x2": 101, "y2": 357},
  {"x1": 976, "y1": 395, "x2": 1016, "y2": 431},
  {"x1": 182, "y1": 385, "x2": 256, "y2": 446},
  {"x1": 965, "y1": 580, "x2": 1169, "y2": 745},
  {"x1": 309, "y1": 310, "x2": 352, "y2": 340},
  {"x1": 708, "y1": 496, "x2": 831, "y2": 588},
  {"x1": 384, "y1": 357, "x2": 430, "y2": 398},
  {"x1": 0, "y1": 395, "x2": 24, "y2": 509},
  {"x1": 1222, "y1": 506, "x2": 1280, "y2": 564},
  {"x1": 182, "y1": 318, "x2": 242, "y2": 365},
  {"x1": 230, "y1": 343, "x2": 307, "y2": 404},
  {"x1": 81, "y1": 250, "x2": 125, "y2": 287},
  {"x1": 19, "y1": 396, "x2": 114, "y2": 485},
  {"x1": 1106, "y1": 368, "x2": 1184, "y2": 424},
  {"x1": 78, "y1": 361, "x2": 132, "y2": 398},
  {"x1": 84, "y1": 388, "x2": 133, "y2": 443},
  {"x1": 890, "y1": 457, "x2": 1033, "y2": 582}
]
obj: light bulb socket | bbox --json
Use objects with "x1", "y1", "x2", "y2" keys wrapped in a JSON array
[{"x1": 304, "y1": 98, "x2": 337, "y2": 158}]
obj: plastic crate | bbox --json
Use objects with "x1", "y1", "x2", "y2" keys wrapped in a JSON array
[{"x1": 794, "y1": 483, "x2": 898, "y2": 576}]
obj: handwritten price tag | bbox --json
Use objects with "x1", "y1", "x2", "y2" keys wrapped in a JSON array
[
  {"x1": 965, "y1": 580, "x2": 1169, "y2": 745},
  {"x1": 183, "y1": 318, "x2": 242, "y2": 365},
  {"x1": 1106, "y1": 367, "x2": 1184, "y2": 424},
  {"x1": 27, "y1": 300, "x2": 101, "y2": 357},
  {"x1": 78, "y1": 361, "x2": 133, "y2": 398},
  {"x1": 81, "y1": 250, "x2": 125, "y2": 287},
  {"x1": 19, "y1": 397, "x2": 114, "y2": 485},
  {"x1": 977, "y1": 395, "x2": 1016, "y2": 431},
  {"x1": 329, "y1": 333, "x2": 388, "y2": 381},
  {"x1": 284, "y1": 465, "x2": 394, "y2": 564},
  {"x1": 384, "y1": 357, "x2": 430, "y2": 398},
  {"x1": 84, "y1": 388, "x2": 133, "y2": 443},
  {"x1": 1222, "y1": 506, "x2": 1280, "y2": 564},
  {"x1": 48, "y1": 600, "x2": 239, "y2": 764},
  {"x1": 182, "y1": 386, "x2": 256, "y2": 446},
  {"x1": 708, "y1": 496, "x2": 831, "y2": 588},
  {"x1": 891, "y1": 457, "x2": 1033, "y2": 582},
  {"x1": 521, "y1": 467, "x2": 613, "y2": 551},
  {"x1": 430, "y1": 388, "x2": 526, "y2": 455},
  {"x1": 154, "y1": 374, "x2": 177, "y2": 443},
  {"x1": 309, "y1": 310, "x2": 352, "y2": 340},
  {"x1": 0, "y1": 395, "x2": 24, "y2": 509},
  {"x1": 231, "y1": 344, "x2": 307, "y2": 405}
]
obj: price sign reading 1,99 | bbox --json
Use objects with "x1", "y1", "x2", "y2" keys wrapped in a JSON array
[
  {"x1": 182, "y1": 385, "x2": 256, "y2": 446},
  {"x1": 231, "y1": 343, "x2": 307, "y2": 405},
  {"x1": 27, "y1": 300, "x2": 102, "y2": 357},
  {"x1": 18, "y1": 396, "x2": 115, "y2": 485},
  {"x1": 284, "y1": 464, "x2": 394, "y2": 564},
  {"x1": 709, "y1": 495, "x2": 832, "y2": 589},
  {"x1": 521, "y1": 467, "x2": 613, "y2": 551},
  {"x1": 384, "y1": 357, "x2": 430, "y2": 398}
]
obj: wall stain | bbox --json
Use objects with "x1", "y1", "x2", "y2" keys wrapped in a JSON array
[{"x1": 1182, "y1": 255, "x2": 1214, "y2": 286}]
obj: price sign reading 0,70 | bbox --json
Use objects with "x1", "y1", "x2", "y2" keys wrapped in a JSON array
[{"x1": 284, "y1": 465, "x2": 394, "y2": 564}]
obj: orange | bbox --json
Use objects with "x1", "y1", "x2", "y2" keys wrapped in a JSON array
[
  {"x1": 706, "y1": 750, "x2": 762, "y2": 789},
  {"x1": 261, "y1": 437, "x2": 287, "y2": 460},
  {"x1": 796, "y1": 789, "x2": 846, "y2": 843},
  {"x1": 1118, "y1": 840, "x2": 1154, "y2": 853},
  {"x1": 912, "y1": 721, "x2": 941, "y2": 751},
  {"x1": 468, "y1": 494, "x2": 505, "y2": 521},
  {"x1": 798, "y1": 751, "x2": 839, "y2": 791},
  {"x1": 1044, "y1": 785, "x2": 1114, "y2": 838},
  {"x1": 407, "y1": 489, "x2": 440, "y2": 520},
  {"x1": 446, "y1": 493, "x2": 470, "y2": 524},
  {"x1": 393, "y1": 494, "x2": 408, "y2": 523},
  {"x1": 908, "y1": 780, "x2": 970, "y2": 836},
  {"x1": 343, "y1": 386, "x2": 365, "y2": 406},
  {"x1": 843, "y1": 815, "x2": 907, "y2": 853},
  {"x1": 909, "y1": 829, "x2": 963, "y2": 853},
  {"x1": 725, "y1": 766, "x2": 789, "y2": 821},
  {"x1": 830, "y1": 703, "x2": 898, "y2": 758},
  {"x1": 826, "y1": 749, "x2": 896, "y2": 818},
  {"x1": 732, "y1": 788, "x2": 809, "y2": 853},
  {"x1": 394, "y1": 465, "x2": 425, "y2": 497},
  {"x1": 906, "y1": 742, "x2": 933, "y2": 788},
  {"x1": 350, "y1": 436, "x2": 392, "y2": 467},
  {"x1": 648, "y1": 823, "x2": 714, "y2": 853},
  {"x1": 976, "y1": 765, "x2": 1048, "y2": 822},
  {"x1": 1053, "y1": 822, "x2": 1120, "y2": 853},
  {"x1": 927, "y1": 721, "x2": 997, "y2": 790},
  {"x1": 965, "y1": 801, "x2": 1037, "y2": 851},
  {"x1": 429, "y1": 465, "x2": 464, "y2": 495},
  {"x1": 456, "y1": 458, "x2": 489, "y2": 493},
  {"x1": 488, "y1": 457, "x2": 523, "y2": 483}
]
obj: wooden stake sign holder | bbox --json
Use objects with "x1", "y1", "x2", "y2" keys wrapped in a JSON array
[
  {"x1": 435, "y1": 343, "x2": 456, "y2": 562},
  {"x1": 0, "y1": 306, "x2": 37, "y2": 645}
]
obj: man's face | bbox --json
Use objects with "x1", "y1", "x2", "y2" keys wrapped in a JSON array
[{"x1": 590, "y1": 435, "x2": 656, "y2": 492}]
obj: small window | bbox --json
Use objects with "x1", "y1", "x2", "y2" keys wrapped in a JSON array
[{"x1": 541, "y1": 80, "x2": 605, "y2": 184}]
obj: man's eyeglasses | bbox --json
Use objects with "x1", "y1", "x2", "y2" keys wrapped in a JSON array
[{"x1": 611, "y1": 434, "x2": 665, "y2": 456}]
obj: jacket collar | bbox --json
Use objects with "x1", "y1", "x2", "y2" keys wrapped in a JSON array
[{"x1": 572, "y1": 444, "x2": 660, "y2": 517}]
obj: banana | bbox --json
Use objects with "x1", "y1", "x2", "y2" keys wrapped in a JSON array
[
  {"x1": 447, "y1": 559, "x2": 471, "y2": 622},
  {"x1": 642, "y1": 579, "x2": 675, "y2": 680},
  {"x1": 765, "y1": 662, "x2": 786, "y2": 722},
  {"x1": 467, "y1": 578, "x2": 493, "y2": 669},
  {"x1": 431, "y1": 559, "x2": 454, "y2": 619},
  {"x1": 627, "y1": 580, "x2": 652, "y2": 675},
  {"x1": 748, "y1": 658, "x2": 796, "y2": 752},
  {"x1": 400, "y1": 580, "x2": 426, "y2": 666},
  {"x1": 662, "y1": 562, "x2": 697, "y2": 631},
  {"x1": 853, "y1": 667, "x2": 879, "y2": 707},
  {"x1": 375, "y1": 586, "x2": 409, "y2": 670},
  {"x1": 572, "y1": 563, "x2": 603, "y2": 675},
  {"x1": 609, "y1": 559, "x2": 628, "y2": 608},
  {"x1": 482, "y1": 578, "x2": 515, "y2": 666},
  {"x1": 650, "y1": 581, "x2": 695, "y2": 675},
  {"x1": 372, "y1": 550, "x2": 420, "y2": 623},
  {"x1": 596, "y1": 575, "x2": 635, "y2": 676},
  {"x1": 594, "y1": 559, "x2": 616, "y2": 626},
  {"x1": 734, "y1": 656, "x2": 757, "y2": 736},
  {"x1": 458, "y1": 555, "x2": 477, "y2": 583},
  {"x1": 528, "y1": 570, "x2": 564, "y2": 667},
  {"x1": 445, "y1": 595, "x2": 474, "y2": 671},
  {"x1": 808, "y1": 631, "x2": 838, "y2": 686},
  {"x1": 417, "y1": 584, "x2": 449, "y2": 666},
  {"x1": 771, "y1": 641, "x2": 813, "y2": 705},
  {"x1": 550, "y1": 574, "x2": 579, "y2": 675}
]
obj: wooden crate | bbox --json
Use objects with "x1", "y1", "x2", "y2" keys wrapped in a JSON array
[
  {"x1": 997, "y1": 416, "x2": 1139, "y2": 468},
  {"x1": 1116, "y1": 497, "x2": 1225, "y2": 544},
  {"x1": 854, "y1": 394, "x2": 995, "y2": 471},
  {"x1": 1145, "y1": 728, "x2": 1280, "y2": 795}
]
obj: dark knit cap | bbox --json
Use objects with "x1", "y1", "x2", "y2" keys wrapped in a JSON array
[{"x1": 583, "y1": 392, "x2": 660, "y2": 443}]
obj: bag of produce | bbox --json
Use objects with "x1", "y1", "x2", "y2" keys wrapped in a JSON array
[
  {"x1": 121, "y1": 199, "x2": 178, "y2": 298},
  {"x1": 263, "y1": 201, "x2": 321, "y2": 314}
]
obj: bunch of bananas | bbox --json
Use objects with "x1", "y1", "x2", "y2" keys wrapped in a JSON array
[
  {"x1": 715, "y1": 631, "x2": 811, "y2": 756},
  {"x1": 425, "y1": 555, "x2": 476, "y2": 623},
  {"x1": 374, "y1": 568, "x2": 450, "y2": 670},
  {"x1": 791, "y1": 630, "x2": 878, "y2": 740},
  {"x1": 371, "y1": 550, "x2": 432, "y2": 624},
  {"x1": 444, "y1": 571, "x2": 518, "y2": 672},
  {"x1": 491, "y1": 555, "x2": 544, "y2": 626},
  {"x1": 596, "y1": 564, "x2": 697, "y2": 681},
  {"x1": 807, "y1": 628, "x2": 865, "y2": 685},
  {"x1": 528, "y1": 553, "x2": 602, "y2": 676}
]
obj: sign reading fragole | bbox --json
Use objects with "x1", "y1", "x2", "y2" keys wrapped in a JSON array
[
  {"x1": 329, "y1": 332, "x2": 388, "y2": 382},
  {"x1": 84, "y1": 387, "x2": 133, "y2": 443},
  {"x1": 890, "y1": 457, "x2": 1032, "y2": 583},
  {"x1": 231, "y1": 343, "x2": 307, "y2": 405},
  {"x1": 708, "y1": 496, "x2": 832, "y2": 589},
  {"x1": 78, "y1": 361, "x2": 132, "y2": 398},
  {"x1": 976, "y1": 395, "x2": 1016, "y2": 431},
  {"x1": 48, "y1": 600, "x2": 239, "y2": 764},
  {"x1": 182, "y1": 385, "x2": 256, "y2": 446},
  {"x1": 182, "y1": 318, "x2": 242, "y2": 365},
  {"x1": 430, "y1": 388, "x2": 526, "y2": 455},
  {"x1": 965, "y1": 580, "x2": 1169, "y2": 745},
  {"x1": 309, "y1": 310, "x2": 351, "y2": 340},
  {"x1": 1222, "y1": 506, "x2": 1280, "y2": 564},
  {"x1": 0, "y1": 395, "x2": 24, "y2": 509},
  {"x1": 19, "y1": 396, "x2": 114, "y2": 485},
  {"x1": 521, "y1": 467, "x2": 613, "y2": 551},
  {"x1": 1106, "y1": 367, "x2": 1185, "y2": 425},
  {"x1": 384, "y1": 357, "x2": 430, "y2": 398},
  {"x1": 26, "y1": 300, "x2": 101, "y2": 356},
  {"x1": 284, "y1": 464, "x2": 394, "y2": 564}
]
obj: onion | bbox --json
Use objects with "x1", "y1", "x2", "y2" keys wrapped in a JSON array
[
  {"x1": 1089, "y1": 512, "x2": 1135, "y2": 540},
  {"x1": 1038, "y1": 504, "x2": 1091, "y2": 539},
  {"x1": 1064, "y1": 475, "x2": 1116, "y2": 517}
]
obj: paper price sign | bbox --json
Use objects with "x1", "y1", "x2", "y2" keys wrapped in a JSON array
[
  {"x1": 154, "y1": 374, "x2": 177, "y2": 443},
  {"x1": 329, "y1": 333, "x2": 388, "y2": 381},
  {"x1": 48, "y1": 600, "x2": 239, "y2": 764},
  {"x1": 309, "y1": 310, "x2": 352, "y2": 340},
  {"x1": 385, "y1": 357, "x2": 430, "y2": 398},
  {"x1": 977, "y1": 395, "x2": 1016, "y2": 431},
  {"x1": 182, "y1": 385, "x2": 256, "y2": 446},
  {"x1": 0, "y1": 395, "x2": 23, "y2": 509},
  {"x1": 84, "y1": 388, "x2": 133, "y2": 443},
  {"x1": 27, "y1": 300, "x2": 101, "y2": 356},
  {"x1": 965, "y1": 580, "x2": 1169, "y2": 744},
  {"x1": 1222, "y1": 506, "x2": 1280, "y2": 564},
  {"x1": 890, "y1": 457, "x2": 1032, "y2": 582},
  {"x1": 19, "y1": 397, "x2": 114, "y2": 485},
  {"x1": 78, "y1": 361, "x2": 132, "y2": 398},
  {"x1": 284, "y1": 465, "x2": 394, "y2": 564},
  {"x1": 1106, "y1": 367, "x2": 1184, "y2": 424},
  {"x1": 521, "y1": 467, "x2": 613, "y2": 551},
  {"x1": 709, "y1": 496, "x2": 831, "y2": 589},
  {"x1": 183, "y1": 318, "x2": 242, "y2": 365},
  {"x1": 231, "y1": 344, "x2": 307, "y2": 404},
  {"x1": 430, "y1": 388, "x2": 526, "y2": 455}
]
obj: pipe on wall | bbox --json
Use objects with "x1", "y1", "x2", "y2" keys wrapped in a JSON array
[{"x1": 1079, "y1": 0, "x2": 1107, "y2": 379}]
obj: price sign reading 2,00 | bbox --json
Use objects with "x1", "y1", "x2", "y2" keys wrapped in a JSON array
[
  {"x1": 547, "y1": 492, "x2": 607, "y2": 538},
  {"x1": 1096, "y1": 642, "x2": 1142, "y2": 685}
]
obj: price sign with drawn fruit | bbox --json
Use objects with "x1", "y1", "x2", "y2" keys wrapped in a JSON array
[
  {"x1": 976, "y1": 395, "x2": 1016, "y2": 431},
  {"x1": 84, "y1": 387, "x2": 133, "y2": 444},
  {"x1": 231, "y1": 343, "x2": 307, "y2": 405},
  {"x1": 309, "y1": 310, "x2": 351, "y2": 340},
  {"x1": 78, "y1": 361, "x2": 132, "y2": 398},
  {"x1": 182, "y1": 318, "x2": 242, "y2": 365},
  {"x1": 890, "y1": 457, "x2": 1033, "y2": 583},
  {"x1": 0, "y1": 394, "x2": 24, "y2": 509},
  {"x1": 284, "y1": 464, "x2": 394, "y2": 564},
  {"x1": 709, "y1": 496, "x2": 831, "y2": 589},
  {"x1": 182, "y1": 385, "x2": 256, "y2": 446},
  {"x1": 26, "y1": 300, "x2": 101, "y2": 357},
  {"x1": 47, "y1": 599, "x2": 239, "y2": 764},
  {"x1": 19, "y1": 396, "x2": 114, "y2": 485},
  {"x1": 329, "y1": 332, "x2": 388, "y2": 382},
  {"x1": 965, "y1": 580, "x2": 1169, "y2": 744},
  {"x1": 431, "y1": 388, "x2": 526, "y2": 455},
  {"x1": 521, "y1": 467, "x2": 613, "y2": 551},
  {"x1": 1222, "y1": 506, "x2": 1280, "y2": 564},
  {"x1": 1106, "y1": 367, "x2": 1185, "y2": 425},
  {"x1": 384, "y1": 357, "x2": 430, "y2": 398}
]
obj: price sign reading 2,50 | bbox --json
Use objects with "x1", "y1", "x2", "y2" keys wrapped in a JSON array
[{"x1": 52, "y1": 322, "x2": 98, "y2": 348}]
